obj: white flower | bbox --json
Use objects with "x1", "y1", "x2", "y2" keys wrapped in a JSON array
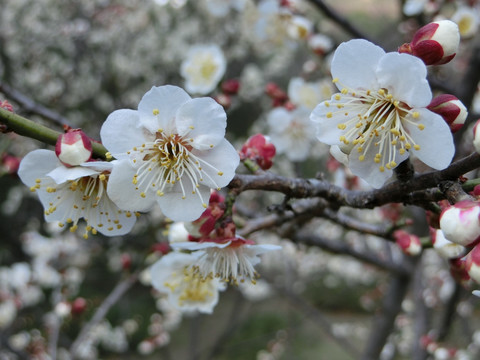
[
  {"x1": 172, "y1": 240, "x2": 280, "y2": 284},
  {"x1": 267, "y1": 106, "x2": 316, "y2": 161},
  {"x1": 432, "y1": 228, "x2": 467, "y2": 260},
  {"x1": 100, "y1": 85, "x2": 239, "y2": 222},
  {"x1": 180, "y1": 44, "x2": 226, "y2": 95},
  {"x1": 288, "y1": 77, "x2": 335, "y2": 110},
  {"x1": 310, "y1": 39, "x2": 454, "y2": 188},
  {"x1": 452, "y1": 6, "x2": 479, "y2": 38},
  {"x1": 18, "y1": 149, "x2": 137, "y2": 237},
  {"x1": 150, "y1": 252, "x2": 225, "y2": 314}
]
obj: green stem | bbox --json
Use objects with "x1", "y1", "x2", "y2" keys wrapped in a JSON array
[{"x1": 0, "y1": 107, "x2": 108, "y2": 160}]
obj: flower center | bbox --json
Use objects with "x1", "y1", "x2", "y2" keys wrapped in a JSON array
[
  {"x1": 129, "y1": 130, "x2": 222, "y2": 206},
  {"x1": 326, "y1": 80, "x2": 426, "y2": 172},
  {"x1": 163, "y1": 267, "x2": 215, "y2": 305},
  {"x1": 32, "y1": 173, "x2": 131, "y2": 238}
]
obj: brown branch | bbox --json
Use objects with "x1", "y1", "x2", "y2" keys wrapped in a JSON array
[{"x1": 229, "y1": 152, "x2": 480, "y2": 209}]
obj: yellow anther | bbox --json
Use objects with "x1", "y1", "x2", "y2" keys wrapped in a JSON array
[
  {"x1": 405, "y1": 143, "x2": 411, "y2": 149},
  {"x1": 202, "y1": 203, "x2": 208, "y2": 208},
  {"x1": 92, "y1": 228, "x2": 97, "y2": 235},
  {"x1": 332, "y1": 78, "x2": 339, "y2": 83},
  {"x1": 30, "y1": 186, "x2": 37, "y2": 192},
  {"x1": 70, "y1": 225, "x2": 78, "y2": 232},
  {"x1": 189, "y1": 125, "x2": 194, "y2": 129},
  {"x1": 386, "y1": 94, "x2": 393, "y2": 100},
  {"x1": 334, "y1": 94, "x2": 341, "y2": 101},
  {"x1": 374, "y1": 157, "x2": 380, "y2": 163},
  {"x1": 326, "y1": 112, "x2": 333, "y2": 118},
  {"x1": 355, "y1": 122, "x2": 362, "y2": 128},
  {"x1": 358, "y1": 155, "x2": 365, "y2": 161},
  {"x1": 390, "y1": 129, "x2": 400, "y2": 136},
  {"x1": 217, "y1": 171, "x2": 223, "y2": 176},
  {"x1": 399, "y1": 148, "x2": 406, "y2": 155},
  {"x1": 414, "y1": 144, "x2": 421, "y2": 150},
  {"x1": 337, "y1": 123, "x2": 346, "y2": 130},
  {"x1": 393, "y1": 100, "x2": 399, "y2": 107},
  {"x1": 99, "y1": 174, "x2": 106, "y2": 181},
  {"x1": 417, "y1": 124, "x2": 425, "y2": 130},
  {"x1": 379, "y1": 166, "x2": 385, "y2": 172},
  {"x1": 412, "y1": 111, "x2": 420, "y2": 119},
  {"x1": 390, "y1": 161, "x2": 397, "y2": 167},
  {"x1": 105, "y1": 152, "x2": 113, "y2": 160},
  {"x1": 378, "y1": 89, "x2": 385, "y2": 95},
  {"x1": 325, "y1": 102, "x2": 330, "y2": 107},
  {"x1": 157, "y1": 191, "x2": 164, "y2": 196},
  {"x1": 140, "y1": 192, "x2": 146, "y2": 198},
  {"x1": 357, "y1": 147, "x2": 363, "y2": 153},
  {"x1": 35, "y1": 179, "x2": 41, "y2": 183},
  {"x1": 391, "y1": 140, "x2": 397, "y2": 145},
  {"x1": 153, "y1": 108, "x2": 159, "y2": 115},
  {"x1": 341, "y1": 88, "x2": 348, "y2": 95}
]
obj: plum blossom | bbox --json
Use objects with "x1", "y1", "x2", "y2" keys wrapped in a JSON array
[
  {"x1": 100, "y1": 85, "x2": 239, "y2": 222},
  {"x1": 288, "y1": 77, "x2": 335, "y2": 110},
  {"x1": 18, "y1": 150, "x2": 136, "y2": 238},
  {"x1": 180, "y1": 44, "x2": 226, "y2": 95},
  {"x1": 310, "y1": 39, "x2": 454, "y2": 188},
  {"x1": 150, "y1": 252, "x2": 225, "y2": 314},
  {"x1": 267, "y1": 106, "x2": 316, "y2": 162}
]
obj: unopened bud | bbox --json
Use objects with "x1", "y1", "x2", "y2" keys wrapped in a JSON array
[
  {"x1": 439, "y1": 200, "x2": 480, "y2": 247},
  {"x1": 427, "y1": 94, "x2": 467, "y2": 133},
  {"x1": 71, "y1": 297, "x2": 87, "y2": 315},
  {"x1": 394, "y1": 229, "x2": 422, "y2": 256},
  {"x1": 240, "y1": 134, "x2": 276, "y2": 170},
  {"x1": 167, "y1": 222, "x2": 190, "y2": 243},
  {"x1": 431, "y1": 228, "x2": 467, "y2": 259},
  {"x1": 308, "y1": 33, "x2": 334, "y2": 56},
  {"x1": 0, "y1": 100, "x2": 13, "y2": 112},
  {"x1": 472, "y1": 119, "x2": 480, "y2": 154},
  {"x1": 466, "y1": 244, "x2": 480, "y2": 284},
  {"x1": 221, "y1": 79, "x2": 240, "y2": 95},
  {"x1": 55, "y1": 130, "x2": 92, "y2": 167},
  {"x1": 398, "y1": 20, "x2": 460, "y2": 65}
]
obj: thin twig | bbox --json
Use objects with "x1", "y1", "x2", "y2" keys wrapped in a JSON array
[
  {"x1": 0, "y1": 81, "x2": 69, "y2": 126},
  {"x1": 69, "y1": 272, "x2": 139, "y2": 357}
]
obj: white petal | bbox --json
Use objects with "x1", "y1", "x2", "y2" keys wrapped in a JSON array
[
  {"x1": 100, "y1": 109, "x2": 150, "y2": 155},
  {"x1": 376, "y1": 52, "x2": 431, "y2": 107},
  {"x1": 194, "y1": 139, "x2": 239, "y2": 189},
  {"x1": 267, "y1": 107, "x2": 292, "y2": 134},
  {"x1": 138, "y1": 85, "x2": 191, "y2": 134},
  {"x1": 310, "y1": 98, "x2": 358, "y2": 145},
  {"x1": 80, "y1": 161, "x2": 113, "y2": 172},
  {"x1": 47, "y1": 166, "x2": 98, "y2": 184},
  {"x1": 403, "y1": 109, "x2": 455, "y2": 169},
  {"x1": 171, "y1": 241, "x2": 231, "y2": 251},
  {"x1": 157, "y1": 183, "x2": 211, "y2": 221},
  {"x1": 107, "y1": 159, "x2": 156, "y2": 212},
  {"x1": 331, "y1": 39, "x2": 385, "y2": 90},
  {"x1": 18, "y1": 150, "x2": 59, "y2": 186},
  {"x1": 83, "y1": 197, "x2": 137, "y2": 236},
  {"x1": 175, "y1": 97, "x2": 227, "y2": 150}
]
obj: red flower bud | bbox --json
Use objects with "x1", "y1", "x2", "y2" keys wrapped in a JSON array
[
  {"x1": 221, "y1": 79, "x2": 241, "y2": 95},
  {"x1": 394, "y1": 229, "x2": 422, "y2": 256},
  {"x1": 427, "y1": 94, "x2": 467, "y2": 133},
  {"x1": 71, "y1": 297, "x2": 87, "y2": 315},
  {"x1": 240, "y1": 134, "x2": 276, "y2": 170},
  {"x1": 398, "y1": 20, "x2": 460, "y2": 65},
  {"x1": 55, "y1": 129, "x2": 92, "y2": 167}
]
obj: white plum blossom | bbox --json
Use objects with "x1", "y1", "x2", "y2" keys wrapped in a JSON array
[
  {"x1": 18, "y1": 150, "x2": 137, "y2": 238},
  {"x1": 180, "y1": 44, "x2": 226, "y2": 95},
  {"x1": 452, "y1": 6, "x2": 479, "y2": 38},
  {"x1": 150, "y1": 252, "x2": 225, "y2": 314},
  {"x1": 310, "y1": 39, "x2": 455, "y2": 188},
  {"x1": 100, "y1": 85, "x2": 239, "y2": 222},
  {"x1": 172, "y1": 240, "x2": 281, "y2": 284},
  {"x1": 288, "y1": 77, "x2": 335, "y2": 110},
  {"x1": 267, "y1": 106, "x2": 317, "y2": 161}
]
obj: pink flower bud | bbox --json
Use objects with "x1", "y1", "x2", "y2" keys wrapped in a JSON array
[
  {"x1": 398, "y1": 20, "x2": 460, "y2": 65},
  {"x1": 240, "y1": 134, "x2": 276, "y2": 170},
  {"x1": 0, "y1": 100, "x2": 13, "y2": 112},
  {"x1": 449, "y1": 258, "x2": 471, "y2": 286},
  {"x1": 473, "y1": 119, "x2": 480, "y2": 154},
  {"x1": 55, "y1": 129, "x2": 92, "y2": 167},
  {"x1": 431, "y1": 228, "x2": 467, "y2": 259},
  {"x1": 221, "y1": 79, "x2": 240, "y2": 95},
  {"x1": 71, "y1": 297, "x2": 87, "y2": 315},
  {"x1": 439, "y1": 200, "x2": 480, "y2": 247},
  {"x1": 394, "y1": 230, "x2": 422, "y2": 256},
  {"x1": 466, "y1": 244, "x2": 480, "y2": 284},
  {"x1": 427, "y1": 94, "x2": 467, "y2": 133}
]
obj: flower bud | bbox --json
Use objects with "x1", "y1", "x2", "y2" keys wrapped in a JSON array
[
  {"x1": 427, "y1": 94, "x2": 467, "y2": 133},
  {"x1": 439, "y1": 200, "x2": 480, "y2": 247},
  {"x1": 449, "y1": 257, "x2": 471, "y2": 286},
  {"x1": 221, "y1": 79, "x2": 240, "y2": 95},
  {"x1": 0, "y1": 100, "x2": 13, "y2": 112},
  {"x1": 466, "y1": 244, "x2": 480, "y2": 284},
  {"x1": 71, "y1": 297, "x2": 87, "y2": 315},
  {"x1": 240, "y1": 134, "x2": 276, "y2": 170},
  {"x1": 431, "y1": 228, "x2": 467, "y2": 259},
  {"x1": 398, "y1": 20, "x2": 460, "y2": 65},
  {"x1": 394, "y1": 229, "x2": 422, "y2": 256},
  {"x1": 55, "y1": 130, "x2": 92, "y2": 167},
  {"x1": 472, "y1": 119, "x2": 480, "y2": 154},
  {"x1": 308, "y1": 33, "x2": 334, "y2": 56}
]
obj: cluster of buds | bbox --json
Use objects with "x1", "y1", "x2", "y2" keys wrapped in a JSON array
[
  {"x1": 427, "y1": 94, "x2": 467, "y2": 133},
  {"x1": 398, "y1": 20, "x2": 460, "y2": 65},
  {"x1": 265, "y1": 82, "x2": 293, "y2": 108},
  {"x1": 239, "y1": 134, "x2": 276, "y2": 170},
  {"x1": 393, "y1": 229, "x2": 422, "y2": 256},
  {"x1": 214, "y1": 79, "x2": 240, "y2": 110},
  {"x1": 55, "y1": 129, "x2": 92, "y2": 167}
]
